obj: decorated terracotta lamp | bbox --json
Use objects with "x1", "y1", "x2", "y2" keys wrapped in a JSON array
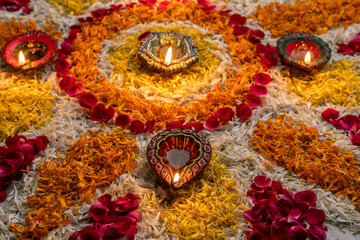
[
  {"x1": 3, "y1": 31, "x2": 57, "y2": 70},
  {"x1": 138, "y1": 32, "x2": 199, "y2": 72},
  {"x1": 277, "y1": 32, "x2": 331, "y2": 70},
  {"x1": 147, "y1": 129, "x2": 212, "y2": 188}
]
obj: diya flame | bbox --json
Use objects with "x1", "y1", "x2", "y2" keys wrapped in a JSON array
[{"x1": 165, "y1": 47, "x2": 172, "y2": 65}]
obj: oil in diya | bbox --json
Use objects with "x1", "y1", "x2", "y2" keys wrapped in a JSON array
[
  {"x1": 3, "y1": 31, "x2": 58, "y2": 70},
  {"x1": 276, "y1": 32, "x2": 331, "y2": 71},
  {"x1": 146, "y1": 129, "x2": 212, "y2": 188},
  {"x1": 138, "y1": 32, "x2": 199, "y2": 72}
]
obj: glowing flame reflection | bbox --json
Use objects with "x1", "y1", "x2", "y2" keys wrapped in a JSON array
[
  {"x1": 173, "y1": 173, "x2": 179, "y2": 183},
  {"x1": 19, "y1": 51, "x2": 25, "y2": 65},
  {"x1": 165, "y1": 47, "x2": 172, "y2": 65},
  {"x1": 304, "y1": 51, "x2": 311, "y2": 65}
]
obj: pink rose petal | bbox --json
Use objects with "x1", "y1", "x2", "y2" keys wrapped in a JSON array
[
  {"x1": 294, "y1": 190, "x2": 317, "y2": 207},
  {"x1": 166, "y1": 119, "x2": 185, "y2": 129},
  {"x1": 192, "y1": 122, "x2": 204, "y2": 132},
  {"x1": 78, "y1": 92, "x2": 98, "y2": 108},
  {"x1": 246, "y1": 94, "x2": 262, "y2": 108},
  {"x1": 197, "y1": 0, "x2": 211, "y2": 7},
  {"x1": 307, "y1": 207, "x2": 325, "y2": 225},
  {"x1": 204, "y1": 115, "x2": 219, "y2": 130},
  {"x1": 308, "y1": 225, "x2": 327, "y2": 240},
  {"x1": 321, "y1": 108, "x2": 340, "y2": 122},
  {"x1": 254, "y1": 175, "x2": 271, "y2": 187},
  {"x1": 351, "y1": 132, "x2": 360, "y2": 146},
  {"x1": 130, "y1": 120, "x2": 145, "y2": 134},
  {"x1": 214, "y1": 107, "x2": 234, "y2": 121},
  {"x1": 254, "y1": 72, "x2": 271, "y2": 85},
  {"x1": 236, "y1": 103, "x2": 252, "y2": 119},
  {"x1": 337, "y1": 43, "x2": 355, "y2": 54},
  {"x1": 229, "y1": 14, "x2": 246, "y2": 26},
  {"x1": 233, "y1": 25, "x2": 249, "y2": 36},
  {"x1": 89, "y1": 202, "x2": 108, "y2": 222},
  {"x1": 115, "y1": 114, "x2": 131, "y2": 127},
  {"x1": 202, "y1": 5, "x2": 216, "y2": 13},
  {"x1": 250, "y1": 84, "x2": 268, "y2": 96}
]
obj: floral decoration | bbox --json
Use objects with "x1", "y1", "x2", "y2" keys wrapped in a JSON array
[
  {"x1": 69, "y1": 193, "x2": 141, "y2": 240},
  {"x1": 0, "y1": 0, "x2": 32, "y2": 14},
  {"x1": 254, "y1": 0, "x2": 360, "y2": 38},
  {"x1": 244, "y1": 175, "x2": 327, "y2": 240},
  {"x1": 55, "y1": 0, "x2": 273, "y2": 133},
  {"x1": 47, "y1": 0, "x2": 99, "y2": 15},
  {"x1": 0, "y1": 134, "x2": 49, "y2": 202},
  {"x1": 337, "y1": 32, "x2": 360, "y2": 55},
  {"x1": 322, "y1": 108, "x2": 360, "y2": 146},
  {"x1": 160, "y1": 156, "x2": 246, "y2": 239},
  {"x1": 0, "y1": 73, "x2": 55, "y2": 141},
  {"x1": 284, "y1": 60, "x2": 360, "y2": 107},
  {"x1": 11, "y1": 129, "x2": 137, "y2": 239},
  {"x1": 249, "y1": 115, "x2": 360, "y2": 209}
]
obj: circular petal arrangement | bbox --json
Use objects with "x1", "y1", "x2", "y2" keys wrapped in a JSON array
[{"x1": 1, "y1": 0, "x2": 360, "y2": 239}]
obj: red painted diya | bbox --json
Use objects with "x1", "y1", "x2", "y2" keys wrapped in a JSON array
[
  {"x1": 3, "y1": 31, "x2": 58, "y2": 70},
  {"x1": 277, "y1": 32, "x2": 331, "y2": 70},
  {"x1": 147, "y1": 129, "x2": 212, "y2": 188}
]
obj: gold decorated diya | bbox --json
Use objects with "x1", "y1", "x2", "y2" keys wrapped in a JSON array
[
  {"x1": 3, "y1": 31, "x2": 57, "y2": 70},
  {"x1": 146, "y1": 129, "x2": 212, "y2": 188},
  {"x1": 138, "y1": 32, "x2": 199, "y2": 72},
  {"x1": 277, "y1": 32, "x2": 331, "y2": 70}
]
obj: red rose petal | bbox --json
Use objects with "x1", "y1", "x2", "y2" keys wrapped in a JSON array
[
  {"x1": 350, "y1": 33, "x2": 360, "y2": 43},
  {"x1": 126, "y1": 2, "x2": 137, "y2": 8},
  {"x1": 246, "y1": 94, "x2": 262, "y2": 108},
  {"x1": 214, "y1": 107, "x2": 234, "y2": 121},
  {"x1": 115, "y1": 114, "x2": 131, "y2": 127},
  {"x1": 236, "y1": 103, "x2": 252, "y2": 119},
  {"x1": 0, "y1": 190, "x2": 7, "y2": 202},
  {"x1": 55, "y1": 58, "x2": 71, "y2": 72},
  {"x1": 202, "y1": 5, "x2": 216, "y2": 13},
  {"x1": 229, "y1": 14, "x2": 246, "y2": 26},
  {"x1": 91, "y1": 8, "x2": 107, "y2": 19},
  {"x1": 157, "y1": 1, "x2": 170, "y2": 10},
  {"x1": 338, "y1": 115, "x2": 359, "y2": 131},
  {"x1": 22, "y1": 6, "x2": 33, "y2": 14},
  {"x1": 66, "y1": 83, "x2": 83, "y2": 97},
  {"x1": 254, "y1": 175, "x2": 271, "y2": 187},
  {"x1": 78, "y1": 17, "x2": 94, "y2": 24},
  {"x1": 59, "y1": 76, "x2": 76, "y2": 91},
  {"x1": 166, "y1": 119, "x2": 185, "y2": 129},
  {"x1": 89, "y1": 202, "x2": 108, "y2": 222},
  {"x1": 337, "y1": 43, "x2": 355, "y2": 55},
  {"x1": 250, "y1": 29, "x2": 265, "y2": 39},
  {"x1": 78, "y1": 92, "x2": 98, "y2": 108},
  {"x1": 294, "y1": 190, "x2": 317, "y2": 207},
  {"x1": 350, "y1": 132, "x2": 360, "y2": 146},
  {"x1": 90, "y1": 103, "x2": 106, "y2": 122},
  {"x1": 250, "y1": 84, "x2": 268, "y2": 96},
  {"x1": 104, "y1": 106, "x2": 115, "y2": 122},
  {"x1": 204, "y1": 115, "x2": 219, "y2": 130},
  {"x1": 321, "y1": 108, "x2": 340, "y2": 122},
  {"x1": 307, "y1": 207, "x2": 325, "y2": 225},
  {"x1": 254, "y1": 72, "x2": 271, "y2": 85},
  {"x1": 233, "y1": 25, "x2": 249, "y2": 36},
  {"x1": 126, "y1": 210, "x2": 141, "y2": 222},
  {"x1": 197, "y1": 0, "x2": 211, "y2": 7},
  {"x1": 218, "y1": 9, "x2": 231, "y2": 15},
  {"x1": 0, "y1": 161, "x2": 15, "y2": 178},
  {"x1": 192, "y1": 122, "x2": 204, "y2": 132},
  {"x1": 144, "y1": 120, "x2": 155, "y2": 133},
  {"x1": 308, "y1": 225, "x2": 327, "y2": 240},
  {"x1": 130, "y1": 120, "x2": 145, "y2": 134}
]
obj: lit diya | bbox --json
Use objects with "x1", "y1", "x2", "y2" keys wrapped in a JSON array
[
  {"x1": 147, "y1": 129, "x2": 212, "y2": 188},
  {"x1": 276, "y1": 32, "x2": 331, "y2": 70},
  {"x1": 138, "y1": 32, "x2": 199, "y2": 72},
  {"x1": 3, "y1": 31, "x2": 57, "y2": 70}
]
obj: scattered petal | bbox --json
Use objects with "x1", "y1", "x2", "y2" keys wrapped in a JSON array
[
  {"x1": 130, "y1": 120, "x2": 145, "y2": 134},
  {"x1": 229, "y1": 14, "x2": 246, "y2": 26},
  {"x1": 214, "y1": 107, "x2": 234, "y2": 121},
  {"x1": 115, "y1": 114, "x2": 131, "y2": 127},
  {"x1": 236, "y1": 103, "x2": 252, "y2": 119},
  {"x1": 204, "y1": 115, "x2": 219, "y2": 130},
  {"x1": 250, "y1": 84, "x2": 267, "y2": 96},
  {"x1": 321, "y1": 108, "x2": 339, "y2": 122},
  {"x1": 246, "y1": 94, "x2": 262, "y2": 108}
]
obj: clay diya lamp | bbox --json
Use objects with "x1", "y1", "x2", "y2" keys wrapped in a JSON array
[
  {"x1": 138, "y1": 32, "x2": 199, "y2": 72},
  {"x1": 276, "y1": 32, "x2": 331, "y2": 71},
  {"x1": 147, "y1": 129, "x2": 212, "y2": 188},
  {"x1": 3, "y1": 31, "x2": 58, "y2": 70}
]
